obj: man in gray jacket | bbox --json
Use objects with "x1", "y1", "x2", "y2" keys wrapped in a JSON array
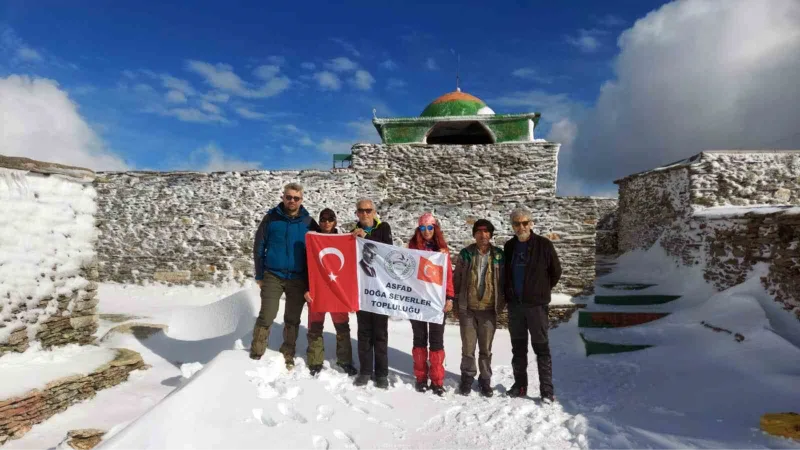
[{"x1": 453, "y1": 219, "x2": 505, "y2": 397}]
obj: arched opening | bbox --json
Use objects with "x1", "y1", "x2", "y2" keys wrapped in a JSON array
[{"x1": 425, "y1": 121, "x2": 495, "y2": 145}]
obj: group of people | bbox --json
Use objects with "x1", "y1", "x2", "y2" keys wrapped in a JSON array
[{"x1": 248, "y1": 183, "x2": 562, "y2": 402}]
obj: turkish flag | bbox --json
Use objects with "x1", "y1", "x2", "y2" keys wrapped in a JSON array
[
  {"x1": 417, "y1": 256, "x2": 444, "y2": 286},
  {"x1": 306, "y1": 232, "x2": 359, "y2": 313}
]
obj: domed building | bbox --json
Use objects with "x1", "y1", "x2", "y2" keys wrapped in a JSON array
[{"x1": 371, "y1": 88, "x2": 541, "y2": 145}]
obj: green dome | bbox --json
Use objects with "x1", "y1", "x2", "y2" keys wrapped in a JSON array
[{"x1": 420, "y1": 90, "x2": 495, "y2": 117}]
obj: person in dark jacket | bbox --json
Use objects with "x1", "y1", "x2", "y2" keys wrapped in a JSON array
[
  {"x1": 250, "y1": 182, "x2": 320, "y2": 369},
  {"x1": 407, "y1": 213, "x2": 455, "y2": 396},
  {"x1": 351, "y1": 198, "x2": 393, "y2": 389},
  {"x1": 303, "y1": 208, "x2": 358, "y2": 377},
  {"x1": 453, "y1": 219, "x2": 505, "y2": 397},
  {"x1": 502, "y1": 207, "x2": 562, "y2": 402}
]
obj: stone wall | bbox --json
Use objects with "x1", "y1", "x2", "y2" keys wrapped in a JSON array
[
  {"x1": 698, "y1": 208, "x2": 800, "y2": 320},
  {"x1": 689, "y1": 151, "x2": 800, "y2": 207},
  {"x1": 0, "y1": 348, "x2": 144, "y2": 444},
  {"x1": 0, "y1": 157, "x2": 100, "y2": 356},
  {"x1": 615, "y1": 167, "x2": 690, "y2": 253},
  {"x1": 94, "y1": 143, "x2": 614, "y2": 296}
]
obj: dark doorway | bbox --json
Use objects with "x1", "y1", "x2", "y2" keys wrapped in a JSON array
[{"x1": 425, "y1": 121, "x2": 495, "y2": 145}]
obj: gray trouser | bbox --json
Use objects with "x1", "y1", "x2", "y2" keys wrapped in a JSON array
[
  {"x1": 254, "y1": 271, "x2": 307, "y2": 359},
  {"x1": 459, "y1": 308, "x2": 497, "y2": 381}
]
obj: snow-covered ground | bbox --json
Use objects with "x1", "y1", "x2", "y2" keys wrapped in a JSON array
[{"x1": 4, "y1": 246, "x2": 800, "y2": 449}]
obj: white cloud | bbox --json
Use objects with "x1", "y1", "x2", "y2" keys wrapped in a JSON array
[
  {"x1": 347, "y1": 121, "x2": 379, "y2": 142},
  {"x1": 121, "y1": 70, "x2": 137, "y2": 79},
  {"x1": 313, "y1": 71, "x2": 342, "y2": 90},
  {"x1": 281, "y1": 145, "x2": 295, "y2": 154},
  {"x1": 350, "y1": 70, "x2": 375, "y2": 91},
  {"x1": 186, "y1": 60, "x2": 291, "y2": 98},
  {"x1": 253, "y1": 64, "x2": 280, "y2": 80},
  {"x1": 281, "y1": 124, "x2": 300, "y2": 133},
  {"x1": 568, "y1": 0, "x2": 800, "y2": 192},
  {"x1": 387, "y1": 78, "x2": 406, "y2": 90},
  {"x1": 301, "y1": 62, "x2": 316, "y2": 70},
  {"x1": 161, "y1": 75, "x2": 195, "y2": 96},
  {"x1": 200, "y1": 101, "x2": 220, "y2": 114},
  {"x1": 184, "y1": 143, "x2": 261, "y2": 171},
  {"x1": 160, "y1": 107, "x2": 228, "y2": 123},
  {"x1": 565, "y1": 29, "x2": 605, "y2": 52},
  {"x1": 299, "y1": 136, "x2": 315, "y2": 146},
  {"x1": 0, "y1": 75, "x2": 127, "y2": 170},
  {"x1": 325, "y1": 57, "x2": 358, "y2": 72},
  {"x1": 511, "y1": 68, "x2": 555, "y2": 84},
  {"x1": 317, "y1": 121, "x2": 379, "y2": 154},
  {"x1": 133, "y1": 83, "x2": 155, "y2": 94},
  {"x1": 380, "y1": 59, "x2": 397, "y2": 70},
  {"x1": 267, "y1": 55, "x2": 286, "y2": 66},
  {"x1": 425, "y1": 57, "x2": 438, "y2": 70},
  {"x1": 331, "y1": 38, "x2": 360, "y2": 57},
  {"x1": 17, "y1": 47, "x2": 42, "y2": 62},
  {"x1": 318, "y1": 138, "x2": 351, "y2": 154},
  {"x1": 596, "y1": 14, "x2": 625, "y2": 27},
  {"x1": 166, "y1": 90, "x2": 187, "y2": 103},
  {"x1": 236, "y1": 107, "x2": 267, "y2": 120},
  {"x1": 492, "y1": 90, "x2": 584, "y2": 123},
  {"x1": 202, "y1": 91, "x2": 230, "y2": 103}
]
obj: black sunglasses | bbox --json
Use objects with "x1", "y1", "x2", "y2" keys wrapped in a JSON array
[
  {"x1": 356, "y1": 208, "x2": 373, "y2": 214},
  {"x1": 319, "y1": 217, "x2": 336, "y2": 223},
  {"x1": 284, "y1": 195, "x2": 302, "y2": 202},
  {"x1": 512, "y1": 220, "x2": 531, "y2": 227}
]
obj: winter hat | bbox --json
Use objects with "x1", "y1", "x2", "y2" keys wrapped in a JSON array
[
  {"x1": 472, "y1": 219, "x2": 495, "y2": 237},
  {"x1": 418, "y1": 212, "x2": 436, "y2": 227}
]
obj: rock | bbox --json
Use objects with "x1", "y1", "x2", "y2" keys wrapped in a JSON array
[
  {"x1": 760, "y1": 412, "x2": 800, "y2": 440},
  {"x1": 64, "y1": 428, "x2": 106, "y2": 450},
  {"x1": 774, "y1": 188, "x2": 792, "y2": 203}
]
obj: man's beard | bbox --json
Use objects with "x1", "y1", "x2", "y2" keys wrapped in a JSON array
[{"x1": 516, "y1": 231, "x2": 531, "y2": 240}]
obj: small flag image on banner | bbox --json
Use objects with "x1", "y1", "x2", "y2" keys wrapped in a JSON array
[{"x1": 417, "y1": 256, "x2": 444, "y2": 286}]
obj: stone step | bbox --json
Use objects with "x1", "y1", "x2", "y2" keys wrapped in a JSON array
[
  {"x1": 595, "y1": 294, "x2": 681, "y2": 306},
  {"x1": 579, "y1": 333, "x2": 653, "y2": 356},
  {"x1": 598, "y1": 282, "x2": 657, "y2": 291},
  {"x1": 578, "y1": 311, "x2": 670, "y2": 328}
]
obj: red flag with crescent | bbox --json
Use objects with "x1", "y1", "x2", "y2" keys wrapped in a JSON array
[
  {"x1": 417, "y1": 256, "x2": 444, "y2": 286},
  {"x1": 306, "y1": 232, "x2": 359, "y2": 313}
]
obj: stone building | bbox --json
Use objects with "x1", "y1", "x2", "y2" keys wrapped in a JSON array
[
  {"x1": 94, "y1": 89, "x2": 617, "y2": 297},
  {"x1": 614, "y1": 150, "x2": 800, "y2": 321}
]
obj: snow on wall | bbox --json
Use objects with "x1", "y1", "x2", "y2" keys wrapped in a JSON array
[
  {"x1": 699, "y1": 208, "x2": 800, "y2": 321},
  {"x1": 0, "y1": 160, "x2": 99, "y2": 356},
  {"x1": 94, "y1": 143, "x2": 614, "y2": 296},
  {"x1": 616, "y1": 167, "x2": 690, "y2": 253},
  {"x1": 689, "y1": 151, "x2": 800, "y2": 207}
]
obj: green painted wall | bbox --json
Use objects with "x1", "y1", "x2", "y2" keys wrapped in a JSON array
[{"x1": 488, "y1": 119, "x2": 529, "y2": 143}]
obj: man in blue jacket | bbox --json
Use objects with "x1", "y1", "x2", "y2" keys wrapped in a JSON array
[{"x1": 250, "y1": 182, "x2": 320, "y2": 369}]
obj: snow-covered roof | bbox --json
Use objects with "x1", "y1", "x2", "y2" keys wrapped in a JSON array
[
  {"x1": 0, "y1": 154, "x2": 95, "y2": 182},
  {"x1": 693, "y1": 205, "x2": 800, "y2": 219},
  {"x1": 613, "y1": 150, "x2": 800, "y2": 184}
]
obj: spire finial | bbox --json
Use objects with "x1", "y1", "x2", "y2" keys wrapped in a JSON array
[{"x1": 456, "y1": 53, "x2": 461, "y2": 92}]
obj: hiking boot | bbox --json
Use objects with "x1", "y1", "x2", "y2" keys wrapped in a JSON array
[
  {"x1": 541, "y1": 392, "x2": 556, "y2": 403},
  {"x1": 374, "y1": 376, "x2": 389, "y2": 389},
  {"x1": 507, "y1": 383, "x2": 527, "y2": 398},
  {"x1": 458, "y1": 376, "x2": 473, "y2": 396},
  {"x1": 415, "y1": 380, "x2": 428, "y2": 393},
  {"x1": 284, "y1": 357, "x2": 295, "y2": 370},
  {"x1": 479, "y1": 379, "x2": 493, "y2": 398},
  {"x1": 353, "y1": 374, "x2": 370, "y2": 387},
  {"x1": 430, "y1": 384, "x2": 445, "y2": 397},
  {"x1": 249, "y1": 324, "x2": 270, "y2": 360},
  {"x1": 309, "y1": 365, "x2": 323, "y2": 376},
  {"x1": 337, "y1": 362, "x2": 358, "y2": 376}
]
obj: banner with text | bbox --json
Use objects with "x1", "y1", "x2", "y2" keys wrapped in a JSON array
[{"x1": 356, "y1": 237, "x2": 447, "y2": 324}]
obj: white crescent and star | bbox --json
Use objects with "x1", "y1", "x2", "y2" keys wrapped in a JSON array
[{"x1": 318, "y1": 247, "x2": 345, "y2": 282}]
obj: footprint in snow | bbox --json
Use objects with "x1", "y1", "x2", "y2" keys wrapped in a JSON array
[
  {"x1": 283, "y1": 385, "x2": 302, "y2": 400},
  {"x1": 356, "y1": 395, "x2": 393, "y2": 410},
  {"x1": 312, "y1": 435, "x2": 329, "y2": 450},
  {"x1": 251, "y1": 408, "x2": 278, "y2": 427},
  {"x1": 333, "y1": 429, "x2": 359, "y2": 450},
  {"x1": 278, "y1": 402, "x2": 308, "y2": 424},
  {"x1": 366, "y1": 416, "x2": 406, "y2": 439},
  {"x1": 316, "y1": 405, "x2": 334, "y2": 422}
]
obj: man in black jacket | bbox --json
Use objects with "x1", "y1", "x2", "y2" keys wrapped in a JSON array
[
  {"x1": 503, "y1": 207, "x2": 562, "y2": 402},
  {"x1": 351, "y1": 198, "x2": 394, "y2": 389}
]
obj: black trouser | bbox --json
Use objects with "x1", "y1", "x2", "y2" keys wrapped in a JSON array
[
  {"x1": 410, "y1": 317, "x2": 445, "y2": 351},
  {"x1": 507, "y1": 303, "x2": 553, "y2": 397},
  {"x1": 356, "y1": 310, "x2": 389, "y2": 378}
]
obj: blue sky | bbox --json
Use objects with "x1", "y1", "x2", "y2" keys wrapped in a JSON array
[{"x1": 2, "y1": 0, "x2": 798, "y2": 194}]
